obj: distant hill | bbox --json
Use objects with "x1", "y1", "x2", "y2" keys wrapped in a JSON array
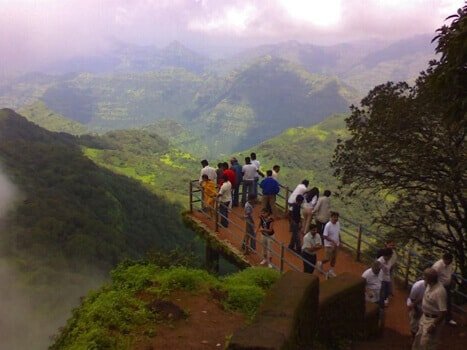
[
  {"x1": 189, "y1": 57, "x2": 356, "y2": 155},
  {"x1": 44, "y1": 41, "x2": 211, "y2": 74},
  {"x1": 220, "y1": 35, "x2": 434, "y2": 96}
]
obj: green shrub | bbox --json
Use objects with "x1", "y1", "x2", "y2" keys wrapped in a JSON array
[
  {"x1": 111, "y1": 262, "x2": 159, "y2": 291},
  {"x1": 152, "y1": 267, "x2": 218, "y2": 294}
]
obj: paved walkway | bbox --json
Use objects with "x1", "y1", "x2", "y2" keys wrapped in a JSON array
[{"x1": 189, "y1": 204, "x2": 466, "y2": 349}]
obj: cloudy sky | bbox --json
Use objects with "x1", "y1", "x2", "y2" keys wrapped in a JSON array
[{"x1": 0, "y1": 0, "x2": 464, "y2": 73}]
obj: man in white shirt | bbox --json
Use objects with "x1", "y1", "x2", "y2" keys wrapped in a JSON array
[
  {"x1": 432, "y1": 253, "x2": 456, "y2": 325},
  {"x1": 313, "y1": 190, "x2": 331, "y2": 240},
  {"x1": 316, "y1": 211, "x2": 340, "y2": 278},
  {"x1": 217, "y1": 175, "x2": 232, "y2": 228},
  {"x1": 241, "y1": 157, "x2": 257, "y2": 206},
  {"x1": 301, "y1": 224, "x2": 322, "y2": 274},
  {"x1": 199, "y1": 159, "x2": 217, "y2": 184},
  {"x1": 288, "y1": 180, "x2": 309, "y2": 207},
  {"x1": 362, "y1": 261, "x2": 383, "y2": 304},
  {"x1": 407, "y1": 279, "x2": 426, "y2": 337},
  {"x1": 250, "y1": 152, "x2": 264, "y2": 197},
  {"x1": 377, "y1": 248, "x2": 394, "y2": 307},
  {"x1": 412, "y1": 268, "x2": 447, "y2": 350}
]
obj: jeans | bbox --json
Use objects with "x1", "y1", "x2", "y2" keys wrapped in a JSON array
[
  {"x1": 289, "y1": 221, "x2": 301, "y2": 252},
  {"x1": 219, "y1": 201, "x2": 230, "y2": 228},
  {"x1": 241, "y1": 180, "x2": 254, "y2": 205},
  {"x1": 252, "y1": 178, "x2": 259, "y2": 197},
  {"x1": 302, "y1": 252, "x2": 316, "y2": 274},
  {"x1": 242, "y1": 217, "x2": 256, "y2": 251},
  {"x1": 316, "y1": 219, "x2": 327, "y2": 245},
  {"x1": 380, "y1": 281, "x2": 390, "y2": 307},
  {"x1": 232, "y1": 183, "x2": 240, "y2": 207}
]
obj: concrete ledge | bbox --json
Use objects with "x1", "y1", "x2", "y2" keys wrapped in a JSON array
[
  {"x1": 228, "y1": 271, "x2": 319, "y2": 350},
  {"x1": 317, "y1": 272, "x2": 366, "y2": 341}
]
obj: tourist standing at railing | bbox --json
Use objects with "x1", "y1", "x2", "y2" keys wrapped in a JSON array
[
  {"x1": 362, "y1": 261, "x2": 383, "y2": 305},
  {"x1": 317, "y1": 211, "x2": 340, "y2": 278},
  {"x1": 260, "y1": 170, "x2": 280, "y2": 219},
  {"x1": 289, "y1": 195, "x2": 304, "y2": 253},
  {"x1": 258, "y1": 207, "x2": 275, "y2": 268},
  {"x1": 412, "y1": 268, "x2": 447, "y2": 350},
  {"x1": 199, "y1": 159, "x2": 217, "y2": 184},
  {"x1": 216, "y1": 162, "x2": 224, "y2": 187},
  {"x1": 301, "y1": 224, "x2": 322, "y2": 274},
  {"x1": 230, "y1": 157, "x2": 243, "y2": 207},
  {"x1": 287, "y1": 180, "x2": 309, "y2": 209},
  {"x1": 217, "y1": 174, "x2": 232, "y2": 228},
  {"x1": 241, "y1": 157, "x2": 257, "y2": 206},
  {"x1": 222, "y1": 162, "x2": 236, "y2": 189},
  {"x1": 407, "y1": 279, "x2": 426, "y2": 337},
  {"x1": 313, "y1": 190, "x2": 331, "y2": 242},
  {"x1": 250, "y1": 152, "x2": 264, "y2": 197},
  {"x1": 242, "y1": 194, "x2": 256, "y2": 254},
  {"x1": 272, "y1": 165, "x2": 280, "y2": 180},
  {"x1": 302, "y1": 187, "x2": 319, "y2": 234},
  {"x1": 432, "y1": 253, "x2": 457, "y2": 326},
  {"x1": 200, "y1": 174, "x2": 216, "y2": 217},
  {"x1": 377, "y1": 248, "x2": 394, "y2": 307}
]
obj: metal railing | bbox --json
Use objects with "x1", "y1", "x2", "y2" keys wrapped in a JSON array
[{"x1": 189, "y1": 179, "x2": 466, "y2": 313}]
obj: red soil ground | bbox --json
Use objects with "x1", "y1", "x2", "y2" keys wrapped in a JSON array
[{"x1": 133, "y1": 291, "x2": 245, "y2": 350}]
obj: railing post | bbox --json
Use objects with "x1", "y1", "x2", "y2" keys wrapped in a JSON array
[
  {"x1": 214, "y1": 200, "x2": 219, "y2": 232},
  {"x1": 189, "y1": 181, "x2": 193, "y2": 213},
  {"x1": 404, "y1": 250, "x2": 412, "y2": 289},
  {"x1": 284, "y1": 186, "x2": 290, "y2": 215},
  {"x1": 356, "y1": 225, "x2": 362, "y2": 262},
  {"x1": 280, "y1": 244, "x2": 285, "y2": 273}
]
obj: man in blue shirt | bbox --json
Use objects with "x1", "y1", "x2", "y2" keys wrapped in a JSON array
[{"x1": 260, "y1": 170, "x2": 280, "y2": 219}]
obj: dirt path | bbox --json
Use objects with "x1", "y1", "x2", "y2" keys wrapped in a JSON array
[{"x1": 190, "y1": 205, "x2": 466, "y2": 349}]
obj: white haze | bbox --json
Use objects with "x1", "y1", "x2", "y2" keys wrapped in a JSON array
[{"x1": 0, "y1": 168, "x2": 105, "y2": 349}]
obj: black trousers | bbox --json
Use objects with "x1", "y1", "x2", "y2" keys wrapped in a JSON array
[{"x1": 302, "y1": 251, "x2": 317, "y2": 274}]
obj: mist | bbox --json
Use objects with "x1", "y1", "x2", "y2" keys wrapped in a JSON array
[{"x1": 0, "y1": 168, "x2": 106, "y2": 349}]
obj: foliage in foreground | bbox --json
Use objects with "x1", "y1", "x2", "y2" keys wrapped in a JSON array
[{"x1": 50, "y1": 263, "x2": 280, "y2": 350}]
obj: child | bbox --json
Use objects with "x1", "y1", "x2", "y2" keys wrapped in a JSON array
[
  {"x1": 258, "y1": 208, "x2": 274, "y2": 268},
  {"x1": 242, "y1": 194, "x2": 256, "y2": 254},
  {"x1": 200, "y1": 174, "x2": 216, "y2": 217}
]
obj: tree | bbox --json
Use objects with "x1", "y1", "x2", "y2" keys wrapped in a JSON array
[
  {"x1": 427, "y1": 4, "x2": 467, "y2": 125},
  {"x1": 332, "y1": 5, "x2": 467, "y2": 279}
]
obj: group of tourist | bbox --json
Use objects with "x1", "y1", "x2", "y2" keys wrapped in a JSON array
[
  {"x1": 362, "y1": 251, "x2": 458, "y2": 349},
  {"x1": 199, "y1": 155, "x2": 339, "y2": 276}
]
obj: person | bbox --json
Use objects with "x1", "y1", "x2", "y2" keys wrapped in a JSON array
[
  {"x1": 222, "y1": 162, "x2": 236, "y2": 188},
  {"x1": 288, "y1": 180, "x2": 309, "y2": 208},
  {"x1": 412, "y1": 268, "x2": 447, "y2": 350},
  {"x1": 241, "y1": 157, "x2": 257, "y2": 205},
  {"x1": 316, "y1": 211, "x2": 340, "y2": 278},
  {"x1": 242, "y1": 194, "x2": 256, "y2": 254},
  {"x1": 250, "y1": 152, "x2": 264, "y2": 197},
  {"x1": 432, "y1": 253, "x2": 457, "y2": 326},
  {"x1": 199, "y1": 159, "x2": 217, "y2": 183},
  {"x1": 302, "y1": 187, "x2": 319, "y2": 234},
  {"x1": 200, "y1": 174, "x2": 216, "y2": 216},
  {"x1": 301, "y1": 224, "x2": 322, "y2": 274},
  {"x1": 377, "y1": 240, "x2": 398, "y2": 297},
  {"x1": 362, "y1": 261, "x2": 383, "y2": 305},
  {"x1": 258, "y1": 207, "x2": 275, "y2": 268},
  {"x1": 313, "y1": 190, "x2": 331, "y2": 239},
  {"x1": 217, "y1": 174, "x2": 231, "y2": 228},
  {"x1": 230, "y1": 157, "x2": 243, "y2": 207},
  {"x1": 377, "y1": 248, "x2": 394, "y2": 307},
  {"x1": 272, "y1": 165, "x2": 280, "y2": 180},
  {"x1": 407, "y1": 279, "x2": 426, "y2": 337},
  {"x1": 216, "y1": 162, "x2": 224, "y2": 186},
  {"x1": 260, "y1": 170, "x2": 280, "y2": 218},
  {"x1": 289, "y1": 194, "x2": 304, "y2": 253}
]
